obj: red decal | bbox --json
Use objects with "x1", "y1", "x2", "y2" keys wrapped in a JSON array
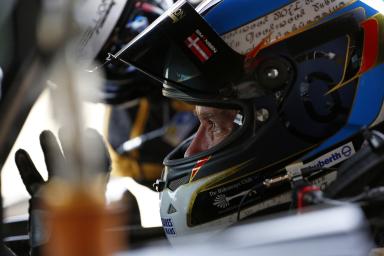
[
  {"x1": 244, "y1": 34, "x2": 271, "y2": 71},
  {"x1": 190, "y1": 156, "x2": 211, "y2": 181},
  {"x1": 245, "y1": 34, "x2": 270, "y2": 60},
  {"x1": 297, "y1": 185, "x2": 320, "y2": 210},
  {"x1": 359, "y1": 19, "x2": 379, "y2": 74},
  {"x1": 185, "y1": 33, "x2": 213, "y2": 62}
]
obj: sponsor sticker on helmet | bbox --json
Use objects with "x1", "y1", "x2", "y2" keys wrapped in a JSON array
[
  {"x1": 213, "y1": 190, "x2": 257, "y2": 209},
  {"x1": 184, "y1": 29, "x2": 218, "y2": 62},
  {"x1": 161, "y1": 217, "x2": 176, "y2": 236},
  {"x1": 222, "y1": 0, "x2": 355, "y2": 54},
  {"x1": 303, "y1": 141, "x2": 356, "y2": 168},
  {"x1": 169, "y1": 8, "x2": 186, "y2": 23}
]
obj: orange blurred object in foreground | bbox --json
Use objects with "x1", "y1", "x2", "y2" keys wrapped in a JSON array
[{"x1": 41, "y1": 180, "x2": 125, "y2": 256}]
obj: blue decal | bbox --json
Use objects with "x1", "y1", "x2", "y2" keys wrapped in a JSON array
[{"x1": 333, "y1": 1, "x2": 380, "y2": 17}]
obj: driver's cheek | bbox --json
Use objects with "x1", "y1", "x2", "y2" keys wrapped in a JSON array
[
  {"x1": 184, "y1": 125, "x2": 213, "y2": 157},
  {"x1": 213, "y1": 131, "x2": 229, "y2": 146}
]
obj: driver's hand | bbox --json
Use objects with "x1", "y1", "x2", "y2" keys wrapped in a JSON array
[{"x1": 15, "y1": 128, "x2": 110, "y2": 256}]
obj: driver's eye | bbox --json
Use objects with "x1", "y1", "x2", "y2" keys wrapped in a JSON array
[
  {"x1": 207, "y1": 120, "x2": 216, "y2": 130},
  {"x1": 205, "y1": 120, "x2": 223, "y2": 135}
]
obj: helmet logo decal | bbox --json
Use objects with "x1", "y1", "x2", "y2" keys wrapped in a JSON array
[
  {"x1": 161, "y1": 217, "x2": 176, "y2": 236},
  {"x1": 169, "y1": 8, "x2": 185, "y2": 23},
  {"x1": 190, "y1": 156, "x2": 211, "y2": 182},
  {"x1": 184, "y1": 29, "x2": 218, "y2": 62},
  {"x1": 213, "y1": 190, "x2": 257, "y2": 209},
  {"x1": 167, "y1": 204, "x2": 177, "y2": 214},
  {"x1": 303, "y1": 142, "x2": 356, "y2": 168},
  {"x1": 222, "y1": 0, "x2": 355, "y2": 54}
]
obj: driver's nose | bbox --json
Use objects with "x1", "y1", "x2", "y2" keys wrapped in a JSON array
[{"x1": 184, "y1": 125, "x2": 210, "y2": 157}]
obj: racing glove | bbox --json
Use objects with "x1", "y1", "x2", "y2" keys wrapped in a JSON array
[{"x1": 15, "y1": 129, "x2": 110, "y2": 256}]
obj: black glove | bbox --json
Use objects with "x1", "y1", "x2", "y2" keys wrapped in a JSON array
[{"x1": 15, "y1": 128, "x2": 110, "y2": 256}]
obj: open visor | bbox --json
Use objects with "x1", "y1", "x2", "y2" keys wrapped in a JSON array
[{"x1": 112, "y1": 0, "x2": 245, "y2": 100}]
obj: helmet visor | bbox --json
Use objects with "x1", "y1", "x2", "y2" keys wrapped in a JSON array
[{"x1": 112, "y1": 0, "x2": 245, "y2": 100}]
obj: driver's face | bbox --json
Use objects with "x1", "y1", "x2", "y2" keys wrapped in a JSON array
[{"x1": 184, "y1": 106, "x2": 238, "y2": 157}]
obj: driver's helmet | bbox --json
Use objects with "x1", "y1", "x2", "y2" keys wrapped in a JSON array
[{"x1": 113, "y1": 0, "x2": 384, "y2": 243}]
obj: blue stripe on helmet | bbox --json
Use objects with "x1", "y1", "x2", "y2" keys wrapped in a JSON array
[{"x1": 337, "y1": 1, "x2": 380, "y2": 17}]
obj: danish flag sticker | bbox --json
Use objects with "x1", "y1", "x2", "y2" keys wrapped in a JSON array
[{"x1": 184, "y1": 33, "x2": 213, "y2": 62}]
